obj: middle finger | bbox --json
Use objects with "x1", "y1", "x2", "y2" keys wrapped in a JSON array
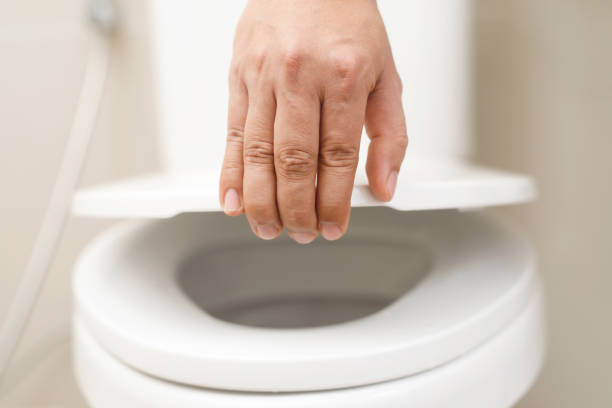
[{"x1": 274, "y1": 88, "x2": 320, "y2": 244}]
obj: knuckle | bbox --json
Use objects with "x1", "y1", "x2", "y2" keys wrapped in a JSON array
[
  {"x1": 226, "y1": 126, "x2": 244, "y2": 146},
  {"x1": 385, "y1": 69, "x2": 404, "y2": 95},
  {"x1": 396, "y1": 133, "x2": 409, "y2": 151},
  {"x1": 395, "y1": 74, "x2": 404, "y2": 94},
  {"x1": 332, "y1": 53, "x2": 363, "y2": 77},
  {"x1": 276, "y1": 146, "x2": 317, "y2": 179},
  {"x1": 319, "y1": 144, "x2": 358, "y2": 171},
  {"x1": 280, "y1": 45, "x2": 307, "y2": 82},
  {"x1": 329, "y1": 50, "x2": 367, "y2": 90},
  {"x1": 222, "y1": 160, "x2": 243, "y2": 174},
  {"x1": 248, "y1": 49, "x2": 268, "y2": 73},
  {"x1": 229, "y1": 62, "x2": 241, "y2": 82},
  {"x1": 244, "y1": 140, "x2": 274, "y2": 166}
]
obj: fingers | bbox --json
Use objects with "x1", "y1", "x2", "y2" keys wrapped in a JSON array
[
  {"x1": 220, "y1": 74, "x2": 248, "y2": 216},
  {"x1": 274, "y1": 89, "x2": 320, "y2": 244},
  {"x1": 242, "y1": 86, "x2": 282, "y2": 240},
  {"x1": 317, "y1": 93, "x2": 367, "y2": 241},
  {"x1": 224, "y1": 49, "x2": 404, "y2": 242},
  {"x1": 364, "y1": 68, "x2": 408, "y2": 201}
]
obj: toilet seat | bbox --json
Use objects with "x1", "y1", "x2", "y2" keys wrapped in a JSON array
[
  {"x1": 73, "y1": 209, "x2": 536, "y2": 392},
  {"x1": 72, "y1": 157, "x2": 537, "y2": 218},
  {"x1": 73, "y1": 286, "x2": 545, "y2": 408}
]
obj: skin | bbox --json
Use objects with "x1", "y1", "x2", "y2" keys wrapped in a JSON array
[{"x1": 219, "y1": 0, "x2": 408, "y2": 244}]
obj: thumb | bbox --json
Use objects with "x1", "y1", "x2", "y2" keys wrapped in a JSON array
[{"x1": 365, "y1": 68, "x2": 408, "y2": 201}]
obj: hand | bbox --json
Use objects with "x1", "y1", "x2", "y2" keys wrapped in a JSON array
[{"x1": 219, "y1": 0, "x2": 407, "y2": 243}]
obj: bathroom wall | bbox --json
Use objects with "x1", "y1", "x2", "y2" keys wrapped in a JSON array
[
  {"x1": 0, "y1": 0, "x2": 610, "y2": 406},
  {"x1": 0, "y1": 0, "x2": 158, "y2": 404},
  {"x1": 474, "y1": 1, "x2": 612, "y2": 406}
]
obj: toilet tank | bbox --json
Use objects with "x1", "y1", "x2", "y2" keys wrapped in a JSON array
[{"x1": 148, "y1": 0, "x2": 474, "y2": 175}]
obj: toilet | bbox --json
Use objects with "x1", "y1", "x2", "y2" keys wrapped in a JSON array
[{"x1": 70, "y1": 1, "x2": 546, "y2": 407}]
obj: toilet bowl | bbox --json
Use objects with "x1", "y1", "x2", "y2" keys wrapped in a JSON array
[{"x1": 72, "y1": 209, "x2": 545, "y2": 407}]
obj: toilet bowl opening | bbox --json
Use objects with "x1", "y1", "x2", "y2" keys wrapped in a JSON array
[{"x1": 177, "y1": 239, "x2": 431, "y2": 329}]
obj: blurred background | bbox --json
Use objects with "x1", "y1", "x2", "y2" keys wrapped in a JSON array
[{"x1": 0, "y1": 0, "x2": 610, "y2": 406}]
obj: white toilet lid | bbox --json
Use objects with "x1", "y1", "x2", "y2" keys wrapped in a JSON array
[
  {"x1": 73, "y1": 209, "x2": 536, "y2": 392},
  {"x1": 72, "y1": 157, "x2": 536, "y2": 218}
]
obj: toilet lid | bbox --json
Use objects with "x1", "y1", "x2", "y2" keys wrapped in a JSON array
[
  {"x1": 72, "y1": 156, "x2": 536, "y2": 218},
  {"x1": 73, "y1": 209, "x2": 537, "y2": 392}
]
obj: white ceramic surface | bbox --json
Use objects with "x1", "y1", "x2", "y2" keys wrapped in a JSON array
[
  {"x1": 72, "y1": 156, "x2": 536, "y2": 218},
  {"x1": 73, "y1": 285, "x2": 545, "y2": 408},
  {"x1": 73, "y1": 209, "x2": 537, "y2": 392}
]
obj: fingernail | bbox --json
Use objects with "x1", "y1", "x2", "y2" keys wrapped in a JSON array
[
  {"x1": 257, "y1": 224, "x2": 279, "y2": 240},
  {"x1": 289, "y1": 231, "x2": 317, "y2": 244},
  {"x1": 223, "y1": 189, "x2": 241, "y2": 213},
  {"x1": 387, "y1": 171, "x2": 398, "y2": 200},
  {"x1": 320, "y1": 223, "x2": 343, "y2": 241}
]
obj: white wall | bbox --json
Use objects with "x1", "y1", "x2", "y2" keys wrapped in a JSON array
[{"x1": 0, "y1": 0, "x2": 610, "y2": 406}]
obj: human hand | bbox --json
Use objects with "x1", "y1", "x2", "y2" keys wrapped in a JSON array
[{"x1": 219, "y1": 0, "x2": 407, "y2": 243}]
